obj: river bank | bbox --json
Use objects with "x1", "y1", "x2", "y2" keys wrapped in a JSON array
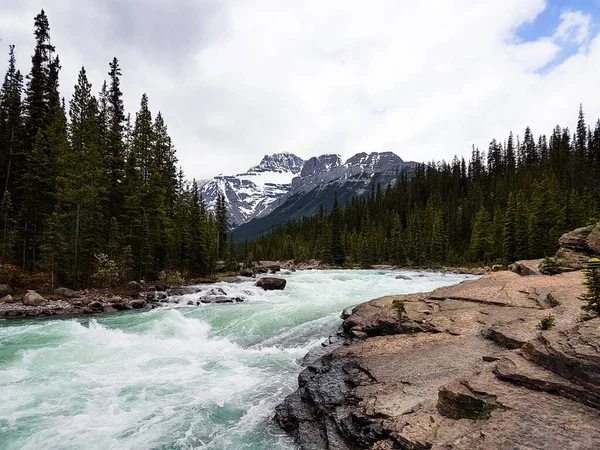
[
  {"x1": 274, "y1": 264, "x2": 600, "y2": 449},
  {"x1": 0, "y1": 260, "x2": 486, "y2": 320}
]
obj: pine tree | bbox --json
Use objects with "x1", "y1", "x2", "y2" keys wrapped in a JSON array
[
  {"x1": 330, "y1": 192, "x2": 345, "y2": 265},
  {"x1": 470, "y1": 206, "x2": 493, "y2": 263},
  {"x1": 0, "y1": 45, "x2": 24, "y2": 194},
  {"x1": 105, "y1": 58, "x2": 126, "y2": 222},
  {"x1": 503, "y1": 193, "x2": 517, "y2": 263},
  {"x1": 215, "y1": 192, "x2": 228, "y2": 260},
  {"x1": 515, "y1": 195, "x2": 529, "y2": 260},
  {"x1": 0, "y1": 191, "x2": 15, "y2": 263}
]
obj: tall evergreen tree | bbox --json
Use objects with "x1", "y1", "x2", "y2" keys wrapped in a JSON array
[{"x1": 330, "y1": 192, "x2": 345, "y2": 265}]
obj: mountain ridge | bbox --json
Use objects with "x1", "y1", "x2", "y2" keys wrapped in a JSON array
[{"x1": 201, "y1": 151, "x2": 416, "y2": 233}]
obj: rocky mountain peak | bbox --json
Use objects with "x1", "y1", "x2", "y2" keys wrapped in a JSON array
[
  {"x1": 345, "y1": 151, "x2": 403, "y2": 169},
  {"x1": 299, "y1": 154, "x2": 342, "y2": 177},
  {"x1": 248, "y1": 152, "x2": 304, "y2": 175}
]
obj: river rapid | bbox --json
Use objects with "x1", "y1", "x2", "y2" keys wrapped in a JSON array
[{"x1": 0, "y1": 269, "x2": 475, "y2": 450}]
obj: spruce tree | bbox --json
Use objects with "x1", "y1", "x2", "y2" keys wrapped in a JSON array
[
  {"x1": 503, "y1": 193, "x2": 517, "y2": 263},
  {"x1": 105, "y1": 58, "x2": 126, "y2": 222},
  {"x1": 330, "y1": 192, "x2": 345, "y2": 265},
  {"x1": 470, "y1": 206, "x2": 493, "y2": 263},
  {"x1": 0, "y1": 45, "x2": 24, "y2": 193}
]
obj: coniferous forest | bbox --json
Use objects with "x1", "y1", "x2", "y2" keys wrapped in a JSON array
[
  {"x1": 249, "y1": 108, "x2": 599, "y2": 267},
  {"x1": 0, "y1": 10, "x2": 231, "y2": 287}
]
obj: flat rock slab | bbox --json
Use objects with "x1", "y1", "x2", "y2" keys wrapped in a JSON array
[
  {"x1": 429, "y1": 270, "x2": 584, "y2": 309},
  {"x1": 400, "y1": 367, "x2": 600, "y2": 450},
  {"x1": 276, "y1": 262, "x2": 600, "y2": 450}
]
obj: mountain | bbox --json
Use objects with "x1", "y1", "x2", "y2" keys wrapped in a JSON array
[
  {"x1": 200, "y1": 153, "x2": 304, "y2": 227},
  {"x1": 234, "y1": 151, "x2": 416, "y2": 241}
]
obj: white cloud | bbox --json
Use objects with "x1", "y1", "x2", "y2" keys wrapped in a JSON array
[
  {"x1": 1, "y1": 0, "x2": 599, "y2": 179},
  {"x1": 554, "y1": 10, "x2": 591, "y2": 44}
]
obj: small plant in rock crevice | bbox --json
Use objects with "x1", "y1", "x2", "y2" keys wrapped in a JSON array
[
  {"x1": 537, "y1": 314, "x2": 555, "y2": 330},
  {"x1": 391, "y1": 299, "x2": 407, "y2": 322}
]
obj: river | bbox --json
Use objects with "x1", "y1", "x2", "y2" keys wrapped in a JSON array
[{"x1": 0, "y1": 269, "x2": 475, "y2": 450}]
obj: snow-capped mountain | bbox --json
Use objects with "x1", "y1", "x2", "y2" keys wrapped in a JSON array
[
  {"x1": 234, "y1": 151, "x2": 417, "y2": 241},
  {"x1": 200, "y1": 153, "x2": 304, "y2": 227}
]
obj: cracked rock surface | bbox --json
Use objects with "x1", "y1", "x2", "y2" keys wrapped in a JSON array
[{"x1": 275, "y1": 267, "x2": 600, "y2": 450}]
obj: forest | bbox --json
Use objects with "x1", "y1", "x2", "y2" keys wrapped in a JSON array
[
  {"x1": 248, "y1": 107, "x2": 599, "y2": 267},
  {"x1": 0, "y1": 10, "x2": 232, "y2": 287}
]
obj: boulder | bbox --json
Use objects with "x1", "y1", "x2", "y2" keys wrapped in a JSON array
[
  {"x1": 53, "y1": 287, "x2": 79, "y2": 298},
  {"x1": 437, "y1": 380, "x2": 501, "y2": 420},
  {"x1": 510, "y1": 259, "x2": 542, "y2": 276},
  {"x1": 395, "y1": 274, "x2": 411, "y2": 280},
  {"x1": 0, "y1": 294, "x2": 14, "y2": 303},
  {"x1": 0, "y1": 284, "x2": 13, "y2": 297},
  {"x1": 127, "y1": 281, "x2": 143, "y2": 292},
  {"x1": 266, "y1": 264, "x2": 281, "y2": 273},
  {"x1": 585, "y1": 223, "x2": 600, "y2": 254},
  {"x1": 559, "y1": 225, "x2": 593, "y2": 251},
  {"x1": 239, "y1": 268, "x2": 254, "y2": 277},
  {"x1": 556, "y1": 223, "x2": 600, "y2": 255},
  {"x1": 554, "y1": 247, "x2": 589, "y2": 270},
  {"x1": 199, "y1": 296, "x2": 244, "y2": 304},
  {"x1": 111, "y1": 302, "x2": 132, "y2": 311},
  {"x1": 129, "y1": 299, "x2": 147, "y2": 309},
  {"x1": 89, "y1": 300, "x2": 104, "y2": 311},
  {"x1": 22, "y1": 291, "x2": 46, "y2": 306},
  {"x1": 219, "y1": 276, "x2": 242, "y2": 283},
  {"x1": 107, "y1": 295, "x2": 123, "y2": 303},
  {"x1": 155, "y1": 291, "x2": 168, "y2": 300},
  {"x1": 256, "y1": 277, "x2": 286, "y2": 291},
  {"x1": 207, "y1": 287, "x2": 227, "y2": 296},
  {"x1": 491, "y1": 264, "x2": 504, "y2": 272}
]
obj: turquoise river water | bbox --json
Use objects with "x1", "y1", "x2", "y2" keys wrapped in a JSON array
[{"x1": 0, "y1": 269, "x2": 474, "y2": 450}]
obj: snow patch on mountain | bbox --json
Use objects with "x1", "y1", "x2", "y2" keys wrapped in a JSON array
[{"x1": 200, "y1": 153, "x2": 304, "y2": 227}]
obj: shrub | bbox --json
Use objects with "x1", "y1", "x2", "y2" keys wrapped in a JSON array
[
  {"x1": 580, "y1": 266, "x2": 600, "y2": 315},
  {"x1": 91, "y1": 253, "x2": 121, "y2": 287},
  {"x1": 391, "y1": 299, "x2": 407, "y2": 321},
  {"x1": 158, "y1": 270, "x2": 185, "y2": 286},
  {"x1": 539, "y1": 257, "x2": 565, "y2": 275},
  {"x1": 537, "y1": 314, "x2": 555, "y2": 330}
]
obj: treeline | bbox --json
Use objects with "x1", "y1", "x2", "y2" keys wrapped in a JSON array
[
  {"x1": 0, "y1": 10, "x2": 231, "y2": 286},
  {"x1": 249, "y1": 107, "x2": 599, "y2": 266}
]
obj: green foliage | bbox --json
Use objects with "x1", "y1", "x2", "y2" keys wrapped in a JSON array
[
  {"x1": 91, "y1": 253, "x2": 121, "y2": 287},
  {"x1": 470, "y1": 206, "x2": 493, "y2": 263},
  {"x1": 391, "y1": 299, "x2": 406, "y2": 321},
  {"x1": 248, "y1": 105, "x2": 600, "y2": 269},
  {"x1": 580, "y1": 267, "x2": 600, "y2": 315},
  {"x1": 0, "y1": 11, "x2": 233, "y2": 285},
  {"x1": 539, "y1": 257, "x2": 565, "y2": 275},
  {"x1": 537, "y1": 314, "x2": 556, "y2": 330},
  {"x1": 158, "y1": 270, "x2": 184, "y2": 286}
]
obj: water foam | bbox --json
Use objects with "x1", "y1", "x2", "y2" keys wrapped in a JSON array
[{"x1": 0, "y1": 269, "x2": 475, "y2": 449}]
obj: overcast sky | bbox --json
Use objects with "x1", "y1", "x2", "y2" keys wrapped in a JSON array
[{"x1": 1, "y1": 0, "x2": 600, "y2": 180}]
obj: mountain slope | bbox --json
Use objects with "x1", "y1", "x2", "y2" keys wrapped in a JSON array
[
  {"x1": 200, "y1": 153, "x2": 304, "y2": 227},
  {"x1": 234, "y1": 152, "x2": 416, "y2": 241}
]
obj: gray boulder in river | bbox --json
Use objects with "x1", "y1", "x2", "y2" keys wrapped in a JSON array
[{"x1": 256, "y1": 277, "x2": 286, "y2": 290}]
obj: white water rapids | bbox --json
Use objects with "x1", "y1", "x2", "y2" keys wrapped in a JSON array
[{"x1": 0, "y1": 269, "x2": 475, "y2": 449}]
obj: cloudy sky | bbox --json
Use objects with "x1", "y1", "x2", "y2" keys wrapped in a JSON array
[{"x1": 1, "y1": 0, "x2": 600, "y2": 179}]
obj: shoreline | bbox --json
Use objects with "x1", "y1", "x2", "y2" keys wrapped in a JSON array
[
  {"x1": 0, "y1": 264, "x2": 484, "y2": 321},
  {"x1": 274, "y1": 264, "x2": 600, "y2": 449}
]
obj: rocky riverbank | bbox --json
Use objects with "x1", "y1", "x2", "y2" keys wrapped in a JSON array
[
  {"x1": 0, "y1": 281, "x2": 253, "y2": 320},
  {"x1": 275, "y1": 265, "x2": 600, "y2": 449}
]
